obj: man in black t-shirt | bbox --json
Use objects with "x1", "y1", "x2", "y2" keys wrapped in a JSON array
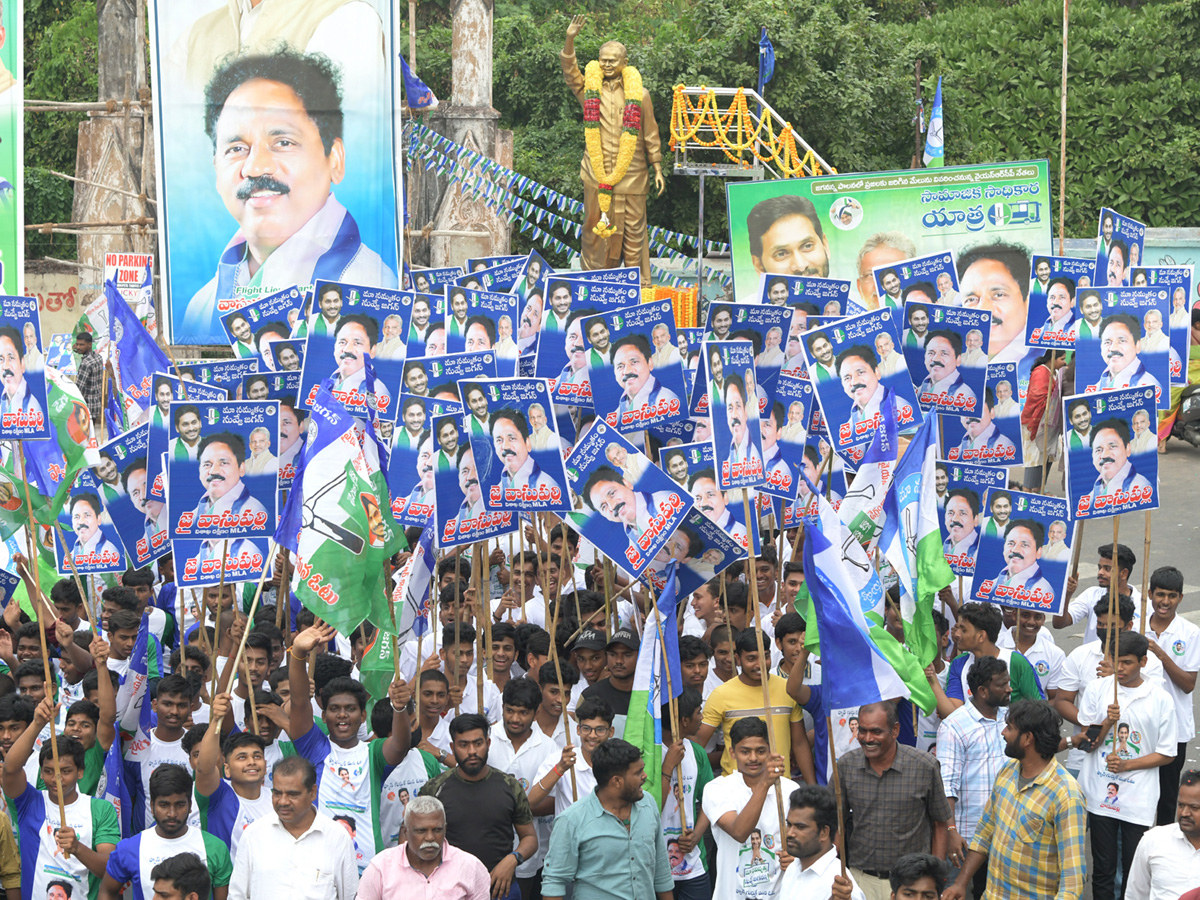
[
  {"x1": 580, "y1": 628, "x2": 639, "y2": 735},
  {"x1": 420, "y1": 713, "x2": 538, "y2": 900}
]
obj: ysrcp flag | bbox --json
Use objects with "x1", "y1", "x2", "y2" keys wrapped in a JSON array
[
  {"x1": 276, "y1": 385, "x2": 404, "y2": 636},
  {"x1": 106, "y1": 279, "x2": 171, "y2": 427},
  {"x1": 923, "y1": 77, "x2": 944, "y2": 167}
]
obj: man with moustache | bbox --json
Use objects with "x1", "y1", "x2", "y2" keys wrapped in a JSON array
[
  {"x1": 1127, "y1": 769, "x2": 1200, "y2": 900},
  {"x1": 1090, "y1": 313, "x2": 1162, "y2": 395},
  {"x1": 183, "y1": 50, "x2": 397, "y2": 337},
  {"x1": 329, "y1": 314, "x2": 391, "y2": 413},
  {"x1": 688, "y1": 468, "x2": 748, "y2": 549},
  {"x1": 761, "y1": 401, "x2": 793, "y2": 491},
  {"x1": 613, "y1": 335, "x2": 680, "y2": 419},
  {"x1": 778, "y1": 785, "x2": 864, "y2": 900},
  {"x1": 1070, "y1": 288, "x2": 1104, "y2": 342},
  {"x1": 942, "y1": 489, "x2": 981, "y2": 563},
  {"x1": 837, "y1": 346, "x2": 896, "y2": 431},
  {"x1": 957, "y1": 389, "x2": 1016, "y2": 459},
  {"x1": 1035, "y1": 276, "x2": 1077, "y2": 341},
  {"x1": 493, "y1": 408, "x2": 561, "y2": 499},
  {"x1": 918, "y1": 330, "x2": 976, "y2": 407},
  {"x1": 855, "y1": 232, "x2": 915, "y2": 311},
  {"x1": 277, "y1": 398, "x2": 306, "y2": 477},
  {"x1": 461, "y1": 316, "x2": 496, "y2": 354},
  {"x1": 557, "y1": 313, "x2": 592, "y2": 392},
  {"x1": 0, "y1": 325, "x2": 43, "y2": 421},
  {"x1": 1107, "y1": 238, "x2": 1129, "y2": 287},
  {"x1": 746, "y1": 195, "x2": 831, "y2": 281},
  {"x1": 455, "y1": 447, "x2": 486, "y2": 523},
  {"x1": 583, "y1": 465, "x2": 681, "y2": 551},
  {"x1": 1088, "y1": 417, "x2": 1153, "y2": 504},
  {"x1": 992, "y1": 519, "x2": 1055, "y2": 601},
  {"x1": 519, "y1": 293, "x2": 544, "y2": 354},
  {"x1": 402, "y1": 435, "x2": 436, "y2": 513},
  {"x1": 722, "y1": 374, "x2": 762, "y2": 471},
  {"x1": 255, "y1": 321, "x2": 291, "y2": 371},
  {"x1": 69, "y1": 493, "x2": 120, "y2": 566},
  {"x1": 805, "y1": 333, "x2": 838, "y2": 383},
  {"x1": 190, "y1": 432, "x2": 269, "y2": 526},
  {"x1": 957, "y1": 243, "x2": 1039, "y2": 385},
  {"x1": 168, "y1": 404, "x2": 204, "y2": 462},
  {"x1": 527, "y1": 402, "x2": 557, "y2": 451}
]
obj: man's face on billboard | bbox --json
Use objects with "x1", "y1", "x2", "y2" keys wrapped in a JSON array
[
  {"x1": 753, "y1": 214, "x2": 830, "y2": 278},
  {"x1": 493, "y1": 417, "x2": 530, "y2": 476},
  {"x1": 614, "y1": 344, "x2": 651, "y2": 400},
  {"x1": 839, "y1": 355, "x2": 880, "y2": 408},
  {"x1": 1100, "y1": 321, "x2": 1139, "y2": 375},
  {"x1": 178, "y1": 411, "x2": 202, "y2": 444},
  {"x1": 1036, "y1": 261, "x2": 1050, "y2": 282},
  {"x1": 247, "y1": 379, "x2": 270, "y2": 400},
  {"x1": 200, "y1": 441, "x2": 243, "y2": 501},
  {"x1": 768, "y1": 281, "x2": 789, "y2": 304},
  {"x1": 230, "y1": 316, "x2": 252, "y2": 343},
  {"x1": 334, "y1": 322, "x2": 372, "y2": 379},
  {"x1": 960, "y1": 257, "x2": 1026, "y2": 356},
  {"x1": 212, "y1": 78, "x2": 344, "y2": 259}
]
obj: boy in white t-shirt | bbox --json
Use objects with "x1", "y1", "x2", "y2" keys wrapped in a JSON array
[
  {"x1": 997, "y1": 607, "x2": 1066, "y2": 701},
  {"x1": 1074, "y1": 630, "x2": 1177, "y2": 900}
]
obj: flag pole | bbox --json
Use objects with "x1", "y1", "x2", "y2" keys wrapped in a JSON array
[
  {"x1": 214, "y1": 549, "x2": 275, "y2": 729},
  {"x1": 52, "y1": 524, "x2": 100, "y2": 636},
  {"x1": 546, "y1": 566, "x2": 577, "y2": 801},
  {"x1": 210, "y1": 540, "x2": 229, "y2": 701},
  {"x1": 826, "y1": 714, "x2": 849, "y2": 879},
  {"x1": 474, "y1": 543, "x2": 485, "y2": 711},
  {"x1": 651, "y1": 585, "x2": 687, "y2": 832},
  {"x1": 16, "y1": 450, "x2": 68, "y2": 846},
  {"x1": 1109, "y1": 515, "x2": 1120, "y2": 706},
  {"x1": 741, "y1": 490, "x2": 788, "y2": 838},
  {"x1": 1140, "y1": 511, "x2": 1150, "y2": 634}
]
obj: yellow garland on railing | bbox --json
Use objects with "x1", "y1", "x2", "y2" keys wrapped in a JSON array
[{"x1": 583, "y1": 61, "x2": 643, "y2": 238}]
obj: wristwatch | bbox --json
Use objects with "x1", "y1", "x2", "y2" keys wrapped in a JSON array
[{"x1": 511, "y1": 850, "x2": 526, "y2": 865}]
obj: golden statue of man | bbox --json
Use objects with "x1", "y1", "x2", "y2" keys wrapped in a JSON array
[{"x1": 562, "y1": 16, "x2": 665, "y2": 286}]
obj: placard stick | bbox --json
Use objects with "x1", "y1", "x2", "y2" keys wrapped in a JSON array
[
  {"x1": 242, "y1": 653, "x2": 260, "y2": 736},
  {"x1": 210, "y1": 540, "x2": 229, "y2": 701},
  {"x1": 1140, "y1": 511, "x2": 1151, "y2": 635},
  {"x1": 1058, "y1": 0, "x2": 1070, "y2": 256},
  {"x1": 474, "y1": 544, "x2": 485, "y2": 711},
  {"x1": 453, "y1": 566, "x2": 462, "y2": 715},
  {"x1": 741, "y1": 490, "x2": 789, "y2": 839},
  {"x1": 1038, "y1": 352, "x2": 1057, "y2": 491},
  {"x1": 52, "y1": 524, "x2": 99, "y2": 635},
  {"x1": 546, "y1": 571, "x2": 577, "y2": 801},
  {"x1": 1108, "y1": 515, "x2": 1121, "y2": 706},
  {"x1": 214, "y1": 552, "x2": 275, "y2": 726},
  {"x1": 277, "y1": 548, "x2": 292, "y2": 643},
  {"x1": 507, "y1": 533, "x2": 518, "y2": 623},
  {"x1": 651, "y1": 589, "x2": 688, "y2": 832},
  {"x1": 17, "y1": 451, "x2": 68, "y2": 845},
  {"x1": 1069, "y1": 520, "x2": 1086, "y2": 582},
  {"x1": 827, "y1": 714, "x2": 849, "y2": 878}
]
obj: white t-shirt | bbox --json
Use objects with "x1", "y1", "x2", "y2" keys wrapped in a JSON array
[
  {"x1": 489, "y1": 728, "x2": 559, "y2": 877},
  {"x1": 662, "y1": 740, "x2": 705, "y2": 882},
  {"x1": 1067, "y1": 585, "x2": 1141, "y2": 644},
  {"x1": 997, "y1": 627, "x2": 1067, "y2": 690},
  {"x1": 1077, "y1": 675, "x2": 1178, "y2": 826},
  {"x1": 702, "y1": 772, "x2": 799, "y2": 900},
  {"x1": 533, "y1": 750, "x2": 596, "y2": 816},
  {"x1": 125, "y1": 729, "x2": 191, "y2": 829},
  {"x1": 1145, "y1": 614, "x2": 1200, "y2": 740},
  {"x1": 379, "y1": 748, "x2": 440, "y2": 847}
]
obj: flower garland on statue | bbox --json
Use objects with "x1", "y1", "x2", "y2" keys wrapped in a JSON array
[{"x1": 583, "y1": 60, "x2": 642, "y2": 239}]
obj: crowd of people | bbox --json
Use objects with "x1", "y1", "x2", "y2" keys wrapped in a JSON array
[{"x1": 0, "y1": 521, "x2": 1196, "y2": 900}]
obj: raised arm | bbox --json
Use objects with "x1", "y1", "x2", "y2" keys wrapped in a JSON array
[
  {"x1": 381, "y1": 679, "x2": 413, "y2": 766},
  {"x1": 195, "y1": 693, "x2": 233, "y2": 798},
  {"x1": 91, "y1": 637, "x2": 117, "y2": 753},
  {"x1": 1, "y1": 694, "x2": 54, "y2": 800},
  {"x1": 287, "y1": 623, "x2": 335, "y2": 739}
]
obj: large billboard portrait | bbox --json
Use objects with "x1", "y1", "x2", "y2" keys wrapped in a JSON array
[{"x1": 149, "y1": 1, "x2": 401, "y2": 345}]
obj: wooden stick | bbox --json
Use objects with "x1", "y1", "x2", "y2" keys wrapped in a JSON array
[
  {"x1": 17, "y1": 451, "x2": 68, "y2": 845},
  {"x1": 1058, "y1": 0, "x2": 1070, "y2": 257},
  {"x1": 507, "y1": 533, "x2": 517, "y2": 623},
  {"x1": 546, "y1": 568, "x2": 578, "y2": 801},
  {"x1": 1140, "y1": 511, "x2": 1151, "y2": 635},
  {"x1": 474, "y1": 544, "x2": 485, "y2": 712},
  {"x1": 1038, "y1": 352, "x2": 1056, "y2": 490},
  {"x1": 827, "y1": 714, "x2": 848, "y2": 878},
  {"x1": 453, "y1": 564, "x2": 462, "y2": 715},
  {"x1": 1069, "y1": 519, "x2": 1086, "y2": 581},
  {"x1": 651, "y1": 590, "x2": 688, "y2": 832},
  {"x1": 242, "y1": 653, "x2": 260, "y2": 737},
  {"x1": 52, "y1": 524, "x2": 100, "y2": 635},
  {"x1": 213, "y1": 552, "x2": 274, "y2": 730},
  {"x1": 741, "y1": 490, "x2": 788, "y2": 839},
  {"x1": 179, "y1": 584, "x2": 188, "y2": 649},
  {"x1": 1109, "y1": 515, "x2": 1120, "y2": 706},
  {"x1": 211, "y1": 540, "x2": 228, "y2": 701}
]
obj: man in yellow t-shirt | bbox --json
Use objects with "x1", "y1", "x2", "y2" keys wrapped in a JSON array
[{"x1": 694, "y1": 628, "x2": 814, "y2": 782}]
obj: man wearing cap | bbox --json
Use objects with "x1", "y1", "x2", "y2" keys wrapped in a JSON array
[{"x1": 581, "y1": 629, "x2": 639, "y2": 735}]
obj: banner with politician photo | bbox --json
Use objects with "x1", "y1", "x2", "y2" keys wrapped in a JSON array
[
  {"x1": 539, "y1": 268, "x2": 642, "y2": 333},
  {"x1": 665, "y1": 440, "x2": 760, "y2": 555},
  {"x1": 584, "y1": 302, "x2": 688, "y2": 434},
  {"x1": 639, "y1": 508, "x2": 745, "y2": 599},
  {"x1": 758, "y1": 273, "x2": 852, "y2": 315},
  {"x1": 400, "y1": 350, "x2": 498, "y2": 404},
  {"x1": 906, "y1": 304, "x2": 991, "y2": 415},
  {"x1": 1063, "y1": 387, "x2": 1159, "y2": 521},
  {"x1": 167, "y1": 401, "x2": 279, "y2": 545},
  {"x1": 872, "y1": 250, "x2": 962, "y2": 314},
  {"x1": 1131, "y1": 266, "x2": 1193, "y2": 385},
  {"x1": 0, "y1": 296, "x2": 49, "y2": 439},
  {"x1": 535, "y1": 275, "x2": 639, "y2": 407},
  {"x1": 96, "y1": 424, "x2": 170, "y2": 568},
  {"x1": 459, "y1": 378, "x2": 570, "y2": 513},
  {"x1": 802, "y1": 308, "x2": 921, "y2": 463},
  {"x1": 220, "y1": 285, "x2": 306, "y2": 366},
  {"x1": 444, "y1": 286, "x2": 519, "y2": 375},
  {"x1": 783, "y1": 435, "x2": 848, "y2": 527},
  {"x1": 1025, "y1": 255, "x2": 1094, "y2": 350},
  {"x1": 175, "y1": 358, "x2": 261, "y2": 398},
  {"x1": 972, "y1": 489, "x2": 1072, "y2": 614},
  {"x1": 407, "y1": 266, "x2": 464, "y2": 293},
  {"x1": 54, "y1": 471, "x2": 127, "y2": 576},
  {"x1": 405, "y1": 292, "x2": 446, "y2": 360},
  {"x1": 148, "y1": 0, "x2": 402, "y2": 345},
  {"x1": 645, "y1": 417, "x2": 698, "y2": 468},
  {"x1": 725, "y1": 163, "x2": 1051, "y2": 311},
  {"x1": 296, "y1": 281, "x2": 414, "y2": 419},
  {"x1": 509, "y1": 250, "x2": 551, "y2": 308},
  {"x1": 760, "y1": 374, "x2": 813, "y2": 501},
  {"x1": 563, "y1": 424, "x2": 693, "y2": 580},
  {"x1": 388, "y1": 393, "x2": 462, "y2": 527},
  {"x1": 940, "y1": 361, "x2": 1023, "y2": 466},
  {"x1": 457, "y1": 256, "x2": 527, "y2": 293},
  {"x1": 935, "y1": 461, "x2": 1006, "y2": 576},
  {"x1": 174, "y1": 537, "x2": 271, "y2": 590},
  {"x1": 1073, "y1": 286, "x2": 1170, "y2": 410},
  {"x1": 144, "y1": 374, "x2": 230, "y2": 503},
  {"x1": 1093, "y1": 209, "x2": 1146, "y2": 288},
  {"x1": 703, "y1": 303, "x2": 794, "y2": 417},
  {"x1": 432, "y1": 411, "x2": 518, "y2": 548},
  {"x1": 707, "y1": 340, "x2": 766, "y2": 491}
]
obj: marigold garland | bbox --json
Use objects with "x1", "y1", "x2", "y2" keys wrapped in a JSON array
[{"x1": 583, "y1": 60, "x2": 642, "y2": 238}]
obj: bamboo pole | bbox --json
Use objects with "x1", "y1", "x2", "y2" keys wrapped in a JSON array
[
  {"x1": 827, "y1": 714, "x2": 849, "y2": 878},
  {"x1": 210, "y1": 540, "x2": 228, "y2": 700},
  {"x1": 213, "y1": 551, "x2": 275, "y2": 729},
  {"x1": 1109, "y1": 516, "x2": 1120, "y2": 706},
  {"x1": 1140, "y1": 511, "x2": 1150, "y2": 634},
  {"x1": 1058, "y1": 0, "x2": 1070, "y2": 256},
  {"x1": 546, "y1": 569, "x2": 578, "y2": 801},
  {"x1": 651, "y1": 590, "x2": 688, "y2": 832},
  {"x1": 52, "y1": 525, "x2": 99, "y2": 635}
]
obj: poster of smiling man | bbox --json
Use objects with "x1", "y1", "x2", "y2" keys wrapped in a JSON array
[
  {"x1": 1025, "y1": 255, "x2": 1093, "y2": 350},
  {"x1": 706, "y1": 340, "x2": 765, "y2": 493},
  {"x1": 406, "y1": 292, "x2": 445, "y2": 360},
  {"x1": 149, "y1": 1, "x2": 401, "y2": 345},
  {"x1": 145, "y1": 374, "x2": 229, "y2": 505},
  {"x1": 0, "y1": 296, "x2": 49, "y2": 439},
  {"x1": 803, "y1": 309, "x2": 921, "y2": 464},
  {"x1": 457, "y1": 256, "x2": 528, "y2": 293},
  {"x1": 1130, "y1": 266, "x2": 1193, "y2": 385},
  {"x1": 762, "y1": 374, "x2": 814, "y2": 501},
  {"x1": 54, "y1": 472, "x2": 127, "y2": 576},
  {"x1": 1074, "y1": 286, "x2": 1171, "y2": 410},
  {"x1": 176, "y1": 358, "x2": 261, "y2": 399},
  {"x1": 636, "y1": 508, "x2": 745, "y2": 598},
  {"x1": 407, "y1": 266, "x2": 464, "y2": 294},
  {"x1": 398, "y1": 351, "x2": 498, "y2": 406},
  {"x1": 702, "y1": 303, "x2": 794, "y2": 416},
  {"x1": 940, "y1": 361, "x2": 1023, "y2": 466},
  {"x1": 905, "y1": 304, "x2": 991, "y2": 415},
  {"x1": 872, "y1": 251, "x2": 960, "y2": 314},
  {"x1": 564, "y1": 424, "x2": 693, "y2": 580},
  {"x1": 386, "y1": 394, "x2": 461, "y2": 527},
  {"x1": 220, "y1": 285, "x2": 306, "y2": 367},
  {"x1": 972, "y1": 489, "x2": 1072, "y2": 614},
  {"x1": 936, "y1": 462, "x2": 1006, "y2": 576},
  {"x1": 1093, "y1": 208, "x2": 1146, "y2": 287},
  {"x1": 1063, "y1": 387, "x2": 1159, "y2": 521},
  {"x1": 296, "y1": 281, "x2": 414, "y2": 419},
  {"x1": 510, "y1": 250, "x2": 551, "y2": 306},
  {"x1": 432, "y1": 411, "x2": 518, "y2": 548},
  {"x1": 96, "y1": 425, "x2": 171, "y2": 567},
  {"x1": 758, "y1": 274, "x2": 852, "y2": 316},
  {"x1": 458, "y1": 378, "x2": 570, "y2": 514},
  {"x1": 444, "y1": 286, "x2": 519, "y2": 375},
  {"x1": 583, "y1": 302, "x2": 688, "y2": 435},
  {"x1": 669, "y1": 440, "x2": 760, "y2": 555}
]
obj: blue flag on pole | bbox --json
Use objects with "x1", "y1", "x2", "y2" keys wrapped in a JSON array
[
  {"x1": 923, "y1": 77, "x2": 945, "y2": 167},
  {"x1": 106, "y1": 279, "x2": 170, "y2": 425},
  {"x1": 400, "y1": 56, "x2": 439, "y2": 111},
  {"x1": 757, "y1": 28, "x2": 775, "y2": 98}
]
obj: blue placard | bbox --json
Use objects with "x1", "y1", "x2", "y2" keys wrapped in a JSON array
[
  {"x1": 707, "y1": 341, "x2": 765, "y2": 491},
  {"x1": 939, "y1": 361, "x2": 1023, "y2": 466},
  {"x1": 1073, "y1": 286, "x2": 1170, "y2": 410},
  {"x1": 972, "y1": 490, "x2": 1074, "y2": 615},
  {"x1": 55, "y1": 471, "x2": 127, "y2": 575},
  {"x1": 1130, "y1": 266, "x2": 1192, "y2": 386},
  {"x1": 935, "y1": 461, "x2": 1007, "y2": 576},
  {"x1": 1063, "y1": 387, "x2": 1159, "y2": 521},
  {"x1": 871, "y1": 251, "x2": 961, "y2": 312},
  {"x1": 407, "y1": 266, "x2": 465, "y2": 293},
  {"x1": 432, "y1": 411, "x2": 519, "y2": 548},
  {"x1": 906, "y1": 304, "x2": 991, "y2": 415},
  {"x1": 96, "y1": 424, "x2": 170, "y2": 568},
  {"x1": 0, "y1": 295, "x2": 50, "y2": 439},
  {"x1": 219, "y1": 285, "x2": 306, "y2": 368},
  {"x1": 757, "y1": 273, "x2": 852, "y2": 313},
  {"x1": 1025, "y1": 255, "x2": 1095, "y2": 350},
  {"x1": 144, "y1": 374, "x2": 229, "y2": 503},
  {"x1": 667, "y1": 440, "x2": 761, "y2": 556},
  {"x1": 1093, "y1": 208, "x2": 1146, "y2": 287},
  {"x1": 444, "y1": 287, "x2": 519, "y2": 375},
  {"x1": 387, "y1": 393, "x2": 463, "y2": 527}
]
